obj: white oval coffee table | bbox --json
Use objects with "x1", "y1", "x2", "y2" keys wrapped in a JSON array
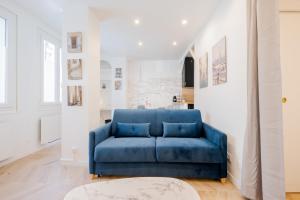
[{"x1": 64, "y1": 177, "x2": 200, "y2": 200}]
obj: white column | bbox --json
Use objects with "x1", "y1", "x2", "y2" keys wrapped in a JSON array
[{"x1": 61, "y1": 1, "x2": 101, "y2": 163}]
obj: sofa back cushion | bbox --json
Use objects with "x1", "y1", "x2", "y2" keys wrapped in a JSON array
[
  {"x1": 115, "y1": 122, "x2": 151, "y2": 138},
  {"x1": 156, "y1": 110, "x2": 202, "y2": 137},
  {"x1": 112, "y1": 109, "x2": 157, "y2": 136},
  {"x1": 163, "y1": 122, "x2": 199, "y2": 138},
  {"x1": 112, "y1": 109, "x2": 203, "y2": 137}
]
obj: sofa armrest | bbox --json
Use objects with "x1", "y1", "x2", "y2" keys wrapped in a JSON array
[
  {"x1": 203, "y1": 123, "x2": 227, "y2": 178},
  {"x1": 202, "y1": 123, "x2": 227, "y2": 162},
  {"x1": 89, "y1": 122, "x2": 111, "y2": 174}
]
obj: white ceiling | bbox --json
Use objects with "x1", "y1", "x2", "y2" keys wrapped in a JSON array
[
  {"x1": 12, "y1": 0, "x2": 221, "y2": 60},
  {"x1": 12, "y1": 0, "x2": 63, "y2": 31}
]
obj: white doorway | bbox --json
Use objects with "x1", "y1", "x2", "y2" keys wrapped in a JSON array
[
  {"x1": 100, "y1": 60, "x2": 113, "y2": 124},
  {"x1": 280, "y1": 9, "x2": 300, "y2": 192}
]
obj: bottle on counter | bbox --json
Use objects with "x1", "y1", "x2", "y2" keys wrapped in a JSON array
[{"x1": 173, "y1": 96, "x2": 177, "y2": 103}]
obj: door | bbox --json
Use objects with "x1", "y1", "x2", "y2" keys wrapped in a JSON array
[{"x1": 280, "y1": 11, "x2": 300, "y2": 192}]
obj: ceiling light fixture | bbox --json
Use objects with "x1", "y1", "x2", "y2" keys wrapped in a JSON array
[
  {"x1": 134, "y1": 19, "x2": 140, "y2": 25},
  {"x1": 181, "y1": 19, "x2": 188, "y2": 25},
  {"x1": 138, "y1": 41, "x2": 143, "y2": 46},
  {"x1": 172, "y1": 41, "x2": 178, "y2": 46}
]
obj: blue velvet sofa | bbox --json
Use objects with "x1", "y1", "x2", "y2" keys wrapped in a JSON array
[{"x1": 89, "y1": 109, "x2": 227, "y2": 180}]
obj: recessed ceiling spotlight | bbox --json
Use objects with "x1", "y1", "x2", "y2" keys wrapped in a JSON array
[
  {"x1": 181, "y1": 19, "x2": 188, "y2": 25},
  {"x1": 134, "y1": 18, "x2": 140, "y2": 25},
  {"x1": 172, "y1": 41, "x2": 178, "y2": 46},
  {"x1": 138, "y1": 41, "x2": 143, "y2": 46}
]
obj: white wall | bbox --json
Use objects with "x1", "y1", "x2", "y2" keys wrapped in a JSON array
[
  {"x1": 61, "y1": 2, "x2": 101, "y2": 164},
  {"x1": 192, "y1": 0, "x2": 247, "y2": 187},
  {"x1": 101, "y1": 56, "x2": 128, "y2": 110},
  {"x1": 0, "y1": 0, "x2": 61, "y2": 166},
  {"x1": 127, "y1": 60, "x2": 182, "y2": 108}
]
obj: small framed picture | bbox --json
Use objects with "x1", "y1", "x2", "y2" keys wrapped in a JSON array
[
  {"x1": 199, "y1": 52, "x2": 208, "y2": 88},
  {"x1": 67, "y1": 86, "x2": 83, "y2": 106},
  {"x1": 115, "y1": 80, "x2": 122, "y2": 90},
  {"x1": 67, "y1": 59, "x2": 82, "y2": 80},
  {"x1": 115, "y1": 68, "x2": 122, "y2": 78},
  {"x1": 67, "y1": 32, "x2": 82, "y2": 53}
]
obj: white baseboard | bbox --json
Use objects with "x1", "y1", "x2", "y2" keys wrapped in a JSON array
[
  {"x1": 0, "y1": 140, "x2": 61, "y2": 168},
  {"x1": 228, "y1": 170, "x2": 241, "y2": 190}
]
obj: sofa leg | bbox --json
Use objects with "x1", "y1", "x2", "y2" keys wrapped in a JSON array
[
  {"x1": 220, "y1": 178, "x2": 227, "y2": 184},
  {"x1": 91, "y1": 174, "x2": 98, "y2": 180}
]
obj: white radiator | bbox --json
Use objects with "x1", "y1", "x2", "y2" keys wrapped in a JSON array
[
  {"x1": 41, "y1": 114, "x2": 61, "y2": 144},
  {"x1": 0, "y1": 122, "x2": 13, "y2": 161}
]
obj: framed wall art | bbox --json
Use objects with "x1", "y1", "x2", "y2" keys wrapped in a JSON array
[
  {"x1": 212, "y1": 37, "x2": 227, "y2": 85},
  {"x1": 67, "y1": 86, "x2": 83, "y2": 106},
  {"x1": 114, "y1": 80, "x2": 122, "y2": 90},
  {"x1": 67, "y1": 59, "x2": 82, "y2": 80},
  {"x1": 199, "y1": 52, "x2": 208, "y2": 88},
  {"x1": 67, "y1": 32, "x2": 82, "y2": 53},
  {"x1": 115, "y1": 68, "x2": 122, "y2": 78}
]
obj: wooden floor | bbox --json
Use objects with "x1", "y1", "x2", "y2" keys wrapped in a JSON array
[{"x1": 0, "y1": 144, "x2": 296, "y2": 200}]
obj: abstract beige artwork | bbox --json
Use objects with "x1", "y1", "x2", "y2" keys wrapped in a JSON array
[
  {"x1": 67, "y1": 86, "x2": 82, "y2": 106},
  {"x1": 115, "y1": 80, "x2": 122, "y2": 90},
  {"x1": 212, "y1": 37, "x2": 227, "y2": 85},
  {"x1": 199, "y1": 52, "x2": 208, "y2": 88},
  {"x1": 68, "y1": 59, "x2": 82, "y2": 80}
]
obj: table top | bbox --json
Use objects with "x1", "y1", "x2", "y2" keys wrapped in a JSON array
[{"x1": 64, "y1": 177, "x2": 200, "y2": 200}]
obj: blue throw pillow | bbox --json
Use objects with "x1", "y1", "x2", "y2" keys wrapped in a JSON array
[
  {"x1": 116, "y1": 122, "x2": 151, "y2": 137},
  {"x1": 163, "y1": 122, "x2": 199, "y2": 138}
]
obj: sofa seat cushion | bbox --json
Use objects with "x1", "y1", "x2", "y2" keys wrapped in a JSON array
[
  {"x1": 94, "y1": 136, "x2": 156, "y2": 163},
  {"x1": 156, "y1": 137, "x2": 223, "y2": 163}
]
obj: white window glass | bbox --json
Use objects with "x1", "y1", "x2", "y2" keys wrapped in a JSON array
[
  {"x1": 43, "y1": 40, "x2": 56, "y2": 103},
  {"x1": 0, "y1": 17, "x2": 6, "y2": 104},
  {"x1": 0, "y1": 7, "x2": 17, "y2": 112},
  {"x1": 59, "y1": 48, "x2": 62, "y2": 102}
]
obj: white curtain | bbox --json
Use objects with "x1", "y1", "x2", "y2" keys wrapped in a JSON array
[
  {"x1": 241, "y1": 0, "x2": 262, "y2": 198},
  {"x1": 241, "y1": 0, "x2": 285, "y2": 199}
]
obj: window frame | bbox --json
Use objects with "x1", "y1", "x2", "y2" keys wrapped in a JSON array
[
  {"x1": 0, "y1": 6, "x2": 17, "y2": 113},
  {"x1": 39, "y1": 30, "x2": 62, "y2": 107}
]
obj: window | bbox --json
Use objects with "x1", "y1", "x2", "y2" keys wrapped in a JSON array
[
  {"x1": 0, "y1": 17, "x2": 6, "y2": 104},
  {"x1": 0, "y1": 7, "x2": 16, "y2": 112},
  {"x1": 59, "y1": 48, "x2": 62, "y2": 102},
  {"x1": 41, "y1": 32, "x2": 61, "y2": 104},
  {"x1": 43, "y1": 40, "x2": 56, "y2": 102}
]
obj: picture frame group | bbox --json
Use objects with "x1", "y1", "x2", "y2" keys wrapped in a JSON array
[
  {"x1": 67, "y1": 32, "x2": 83, "y2": 107},
  {"x1": 199, "y1": 36, "x2": 227, "y2": 89}
]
